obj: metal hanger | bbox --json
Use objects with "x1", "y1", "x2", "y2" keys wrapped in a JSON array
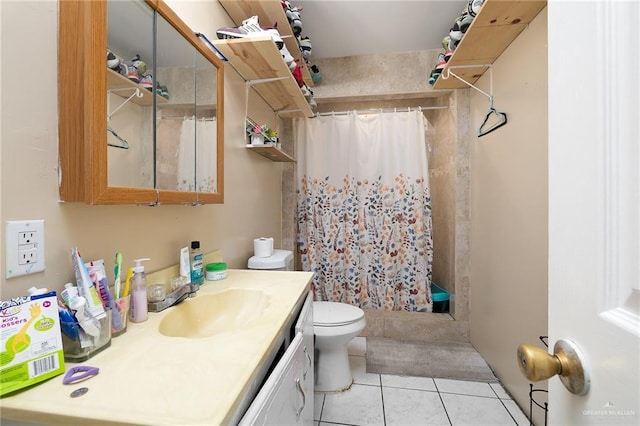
[
  {"x1": 441, "y1": 64, "x2": 508, "y2": 137},
  {"x1": 478, "y1": 98, "x2": 508, "y2": 137},
  {"x1": 107, "y1": 126, "x2": 130, "y2": 149},
  {"x1": 106, "y1": 88, "x2": 141, "y2": 149}
]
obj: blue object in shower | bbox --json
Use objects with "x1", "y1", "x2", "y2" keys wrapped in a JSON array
[{"x1": 431, "y1": 282, "x2": 450, "y2": 313}]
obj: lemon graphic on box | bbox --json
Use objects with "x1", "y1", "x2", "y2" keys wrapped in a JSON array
[{"x1": 6, "y1": 303, "x2": 42, "y2": 355}]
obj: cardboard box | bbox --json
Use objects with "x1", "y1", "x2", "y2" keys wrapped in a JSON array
[{"x1": 0, "y1": 292, "x2": 65, "y2": 396}]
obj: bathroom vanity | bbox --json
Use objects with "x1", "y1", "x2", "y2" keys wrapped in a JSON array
[
  {"x1": 0, "y1": 270, "x2": 313, "y2": 425},
  {"x1": 241, "y1": 291, "x2": 314, "y2": 424}
]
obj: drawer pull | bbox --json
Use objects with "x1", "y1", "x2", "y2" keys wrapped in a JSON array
[{"x1": 295, "y1": 378, "x2": 306, "y2": 420}]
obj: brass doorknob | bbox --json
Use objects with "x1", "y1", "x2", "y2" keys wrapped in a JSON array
[{"x1": 517, "y1": 339, "x2": 590, "y2": 395}]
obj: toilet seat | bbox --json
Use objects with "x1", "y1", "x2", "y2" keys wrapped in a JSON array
[{"x1": 313, "y1": 301, "x2": 364, "y2": 327}]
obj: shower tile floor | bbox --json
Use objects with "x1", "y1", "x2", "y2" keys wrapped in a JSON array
[{"x1": 314, "y1": 337, "x2": 530, "y2": 426}]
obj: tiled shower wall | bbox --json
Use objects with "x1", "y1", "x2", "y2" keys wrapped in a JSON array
[
  {"x1": 280, "y1": 120, "x2": 297, "y2": 257},
  {"x1": 279, "y1": 50, "x2": 470, "y2": 321},
  {"x1": 427, "y1": 91, "x2": 471, "y2": 321}
]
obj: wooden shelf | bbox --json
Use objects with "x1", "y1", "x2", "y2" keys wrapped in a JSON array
[
  {"x1": 213, "y1": 36, "x2": 313, "y2": 118},
  {"x1": 245, "y1": 144, "x2": 295, "y2": 162},
  {"x1": 218, "y1": 0, "x2": 313, "y2": 86},
  {"x1": 107, "y1": 68, "x2": 168, "y2": 106},
  {"x1": 432, "y1": 0, "x2": 546, "y2": 90}
]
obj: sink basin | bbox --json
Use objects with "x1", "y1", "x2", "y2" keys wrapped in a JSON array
[{"x1": 158, "y1": 289, "x2": 270, "y2": 338}]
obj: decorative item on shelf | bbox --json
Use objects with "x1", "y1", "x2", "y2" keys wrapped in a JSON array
[{"x1": 247, "y1": 122, "x2": 277, "y2": 146}]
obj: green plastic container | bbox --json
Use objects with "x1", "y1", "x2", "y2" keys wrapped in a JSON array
[{"x1": 431, "y1": 282, "x2": 450, "y2": 313}]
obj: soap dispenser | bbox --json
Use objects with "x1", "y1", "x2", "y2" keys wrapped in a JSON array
[{"x1": 130, "y1": 258, "x2": 150, "y2": 323}]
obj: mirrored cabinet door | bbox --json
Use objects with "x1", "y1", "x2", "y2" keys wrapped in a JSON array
[
  {"x1": 195, "y1": 50, "x2": 219, "y2": 195},
  {"x1": 58, "y1": 0, "x2": 224, "y2": 205},
  {"x1": 106, "y1": 0, "x2": 155, "y2": 190},
  {"x1": 155, "y1": 10, "x2": 197, "y2": 194}
]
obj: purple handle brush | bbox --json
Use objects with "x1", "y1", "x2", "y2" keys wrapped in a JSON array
[{"x1": 97, "y1": 277, "x2": 122, "y2": 331}]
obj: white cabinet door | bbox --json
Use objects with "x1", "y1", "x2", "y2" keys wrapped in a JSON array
[
  {"x1": 295, "y1": 292, "x2": 314, "y2": 425},
  {"x1": 240, "y1": 333, "x2": 307, "y2": 425}
]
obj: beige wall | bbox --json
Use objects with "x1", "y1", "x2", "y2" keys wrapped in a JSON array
[
  {"x1": 469, "y1": 8, "x2": 549, "y2": 424},
  {"x1": 0, "y1": 1, "x2": 286, "y2": 300}
]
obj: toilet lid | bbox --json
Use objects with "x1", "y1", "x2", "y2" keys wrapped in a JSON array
[{"x1": 314, "y1": 301, "x2": 364, "y2": 326}]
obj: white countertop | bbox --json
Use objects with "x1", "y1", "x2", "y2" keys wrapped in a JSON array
[{"x1": 0, "y1": 269, "x2": 313, "y2": 425}]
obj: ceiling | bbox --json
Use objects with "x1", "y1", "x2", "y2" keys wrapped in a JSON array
[{"x1": 295, "y1": 0, "x2": 469, "y2": 59}]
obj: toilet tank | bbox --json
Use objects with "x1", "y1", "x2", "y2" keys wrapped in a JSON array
[{"x1": 248, "y1": 250, "x2": 293, "y2": 271}]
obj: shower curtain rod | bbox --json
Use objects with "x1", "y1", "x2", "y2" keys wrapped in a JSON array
[{"x1": 315, "y1": 106, "x2": 448, "y2": 117}]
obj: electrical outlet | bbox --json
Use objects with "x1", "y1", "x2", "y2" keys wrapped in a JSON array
[
  {"x1": 5, "y1": 220, "x2": 45, "y2": 278},
  {"x1": 18, "y1": 231, "x2": 37, "y2": 247},
  {"x1": 18, "y1": 248, "x2": 38, "y2": 265}
]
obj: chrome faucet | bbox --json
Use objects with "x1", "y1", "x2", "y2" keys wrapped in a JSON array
[{"x1": 147, "y1": 282, "x2": 199, "y2": 313}]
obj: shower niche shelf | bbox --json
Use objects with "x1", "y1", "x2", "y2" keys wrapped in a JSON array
[
  {"x1": 245, "y1": 145, "x2": 295, "y2": 162},
  {"x1": 432, "y1": 0, "x2": 546, "y2": 90}
]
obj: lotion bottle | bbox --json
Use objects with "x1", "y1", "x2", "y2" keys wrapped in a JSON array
[{"x1": 130, "y1": 258, "x2": 150, "y2": 323}]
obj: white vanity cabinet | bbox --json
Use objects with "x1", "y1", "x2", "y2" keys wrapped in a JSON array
[
  {"x1": 295, "y1": 292, "x2": 314, "y2": 424},
  {"x1": 240, "y1": 292, "x2": 314, "y2": 425}
]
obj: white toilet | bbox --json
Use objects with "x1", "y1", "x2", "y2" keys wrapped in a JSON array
[
  {"x1": 247, "y1": 249, "x2": 367, "y2": 392},
  {"x1": 313, "y1": 301, "x2": 366, "y2": 392},
  {"x1": 247, "y1": 249, "x2": 294, "y2": 271}
]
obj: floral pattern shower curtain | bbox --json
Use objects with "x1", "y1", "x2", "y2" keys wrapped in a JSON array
[
  {"x1": 295, "y1": 110, "x2": 434, "y2": 312},
  {"x1": 176, "y1": 117, "x2": 217, "y2": 192}
]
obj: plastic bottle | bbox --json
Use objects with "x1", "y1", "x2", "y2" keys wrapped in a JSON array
[
  {"x1": 61, "y1": 283, "x2": 79, "y2": 305},
  {"x1": 130, "y1": 258, "x2": 150, "y2": 323},
  {"x1": 189, "y1": 241, "x2": 204, "y2": 285},
  {"x1": 68, "y1": 295, "x2": 101, "y2": 338}
]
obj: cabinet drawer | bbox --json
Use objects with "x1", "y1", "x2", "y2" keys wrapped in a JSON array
[{"x1": 240, "y1": 333, "x2": 307, "y2": 425}]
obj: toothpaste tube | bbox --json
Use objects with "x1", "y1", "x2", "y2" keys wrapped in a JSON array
[
  {"x1": 180, "y1": 246, "x2": 191, "y2": 283},
  {"x1": 71, "y1": 247, "x2": 106, "y2": 320},
  {"x1": 87, "y1": 262, "x2": 122, "y2": 331}
]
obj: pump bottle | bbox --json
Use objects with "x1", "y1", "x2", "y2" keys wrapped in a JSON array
[{"x1": 130, "y1": 258, "x2": 150, "y2": 323}]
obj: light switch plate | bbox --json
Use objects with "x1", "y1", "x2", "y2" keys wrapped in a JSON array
[{"x1": 5, "y1": 220, "x2": 45, "y2": 278}]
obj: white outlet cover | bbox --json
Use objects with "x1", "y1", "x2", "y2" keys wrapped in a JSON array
[{"x1": 5, "y1": 220, "x2": 45, "y2": 278}]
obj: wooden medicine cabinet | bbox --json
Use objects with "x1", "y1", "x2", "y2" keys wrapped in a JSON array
[{"x1": 58, "y1": 0, "x2": 225, "y2": 205}]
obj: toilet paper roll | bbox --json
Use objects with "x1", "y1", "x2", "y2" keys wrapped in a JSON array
[{"x1": 254, "y1": 237, "x2": 274, "y2": 258}]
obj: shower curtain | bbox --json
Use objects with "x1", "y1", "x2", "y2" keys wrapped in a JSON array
[
  {"x1": 176, "y1": 117, "x2": 217, "y2": 192},
  {"x1": 295, "y1": 110, "x2": 434, "y2": 312}
]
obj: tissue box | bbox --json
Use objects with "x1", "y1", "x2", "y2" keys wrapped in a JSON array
[{"x1": 0, "y1": 292, "x2": 65, "y2": 396}]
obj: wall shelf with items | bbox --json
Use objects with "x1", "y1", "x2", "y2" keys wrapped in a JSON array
[
  {"x1": 432, "y1": 0, "x2": 546, "y2": 90},
  {"x1": 213, "y1": 35, "x2": 313, "y2": 118},
  {"x1": 245, "y1": 118, "x2": 294, "y2": 162},
  {"x1": 245, "y1": 145, "x2": 295, "y2": 162},
  {"x1": 107, "y1": 69, "x2": 169, "y2": 107},
  {"x1": 218, "y1": 0, "x2": 313, "y2": 86}
]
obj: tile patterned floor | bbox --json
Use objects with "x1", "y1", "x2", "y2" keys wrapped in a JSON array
[{"x1": 314, "y1": 337, "x2": 530, "y2": 426}]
